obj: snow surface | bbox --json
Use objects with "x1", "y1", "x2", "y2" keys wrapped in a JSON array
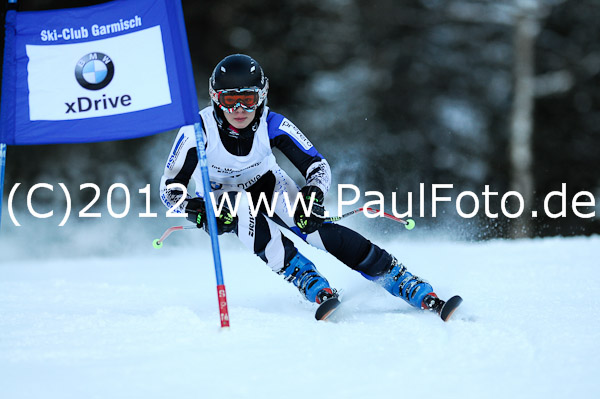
[{"x1": 1, "y1": 228, "x2": 599, "y2": 399}]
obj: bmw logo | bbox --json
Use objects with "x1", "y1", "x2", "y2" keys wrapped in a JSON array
[{"x1": 75, "y1": 52, "x2": 114, "y2": 90}]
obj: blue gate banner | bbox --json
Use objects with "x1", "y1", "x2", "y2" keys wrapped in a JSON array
[{"x1": 0, "y1": 0, "x2": 199, "y2": 145}]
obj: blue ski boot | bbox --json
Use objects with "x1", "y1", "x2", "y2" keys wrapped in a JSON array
[
  {"x1": 279, "y1": 252, "x2": 333, "y2": 303},
  {"x1": 378, "y1": 257, "x2": 433, "y2": 308},
  {"x1": 355, "y1": 245, "x2": 434, "y2": 309}
]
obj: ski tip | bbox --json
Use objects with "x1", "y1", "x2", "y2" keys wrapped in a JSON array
[
  {"x1": 152, "y1": 239, "x2": 163, "y2": 249},
  {"x1": 315, "y1": 297, "x2": 342, "y2": 321},
  {"x1": 440, "y1": 295, "x2": 463, "y2": 322}
]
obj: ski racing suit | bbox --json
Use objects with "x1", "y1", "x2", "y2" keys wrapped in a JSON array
[{"x1": 160, "y1": 106, "x2": 434, "y2": 307}]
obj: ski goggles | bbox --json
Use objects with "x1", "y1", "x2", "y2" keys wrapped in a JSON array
[
  {"x1": 218, "y1": 89, "x2": 259, "y2": 112},
  {"x1": 210, "y1": 82, "x2": 268, "y2": 113}
]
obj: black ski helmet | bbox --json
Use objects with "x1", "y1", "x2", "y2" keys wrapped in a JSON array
[{"x1": 209, "y1": 54, "x2": 269, "y2": 114}]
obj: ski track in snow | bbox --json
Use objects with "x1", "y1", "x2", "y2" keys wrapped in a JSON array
[{"x1": 1, "y1": 235, "x2": 599, "y2": 398}]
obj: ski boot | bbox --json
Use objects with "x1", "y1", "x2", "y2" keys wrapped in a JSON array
[
  {"x1": 279, "y1": 253, "x2": 341, "y2": 321},
  {"x1": 354, "y1": 245, "x2": 433, "y2": 308},
  {"x1": 280, "y1": 252, "x2": 332, "y2": 303},
  {"x1": 377, "y1": 257, "x2": 434, "y2": 309},
  {"x1": 422, "y1": 293, "x2": 463, "y2": 322},
  {"x1": 355, "y1": 245, "x2": 462, "y2": 320}
]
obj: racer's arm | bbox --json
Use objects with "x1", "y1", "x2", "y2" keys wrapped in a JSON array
[
  {"x1": 159, "y1": 125, "x2": 200, "y2": 213},
  {"x1": 267, "y1": 111, "x2": 331, "y2": 195}
]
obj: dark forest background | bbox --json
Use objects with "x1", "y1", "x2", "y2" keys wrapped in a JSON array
[{"x1": 1, "y1": 0, "x2": 599, "y2": 240}]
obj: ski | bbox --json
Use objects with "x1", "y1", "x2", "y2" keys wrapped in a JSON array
[
  {"x1": 423, "y1": 293, "x2": 463, "y2": 322},
  {"x1": 315, "y1": 294, "x2": 461, "y2": 322},
  {"x1": 439, "y1": 295, "x2": 463, "y2": 322},
  {"x1": 315, "y1": 296, "x2": 342, "y2": 321}
]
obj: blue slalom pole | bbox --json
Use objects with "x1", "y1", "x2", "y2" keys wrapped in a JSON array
[
  {"x1": 0, "y1": 143, "x2": 5, "y2": 229},
  {"x1": 193, "y1": 122, "x2": 230, "y2": 328}
]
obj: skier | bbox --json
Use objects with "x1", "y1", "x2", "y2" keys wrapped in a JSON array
[{"x1": 159, "y1": 54, "x2": 461, "y2": 321}]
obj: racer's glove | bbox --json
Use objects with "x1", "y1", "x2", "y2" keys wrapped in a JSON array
[
  {"x1": 185, "y1": 197, "x2": 237, "y2": 235},
  {"x1": 293, "y1": 186, "x2": 326, "y2": 235}
]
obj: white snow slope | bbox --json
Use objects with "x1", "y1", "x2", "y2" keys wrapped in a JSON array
[{"x1": 1, "y1": 232, "x2": 599, "y2": 399}]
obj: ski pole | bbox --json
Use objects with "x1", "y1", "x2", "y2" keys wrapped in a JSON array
[
  {"x1": 325, "y1": 207, "x2": 416, "y2": 230},
  {"x1": 152, "y1": 225, "x2": 197, "y2": 249},
  {"x1": 153, "y1": 207, "x2": 416, "y2": 249}
]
